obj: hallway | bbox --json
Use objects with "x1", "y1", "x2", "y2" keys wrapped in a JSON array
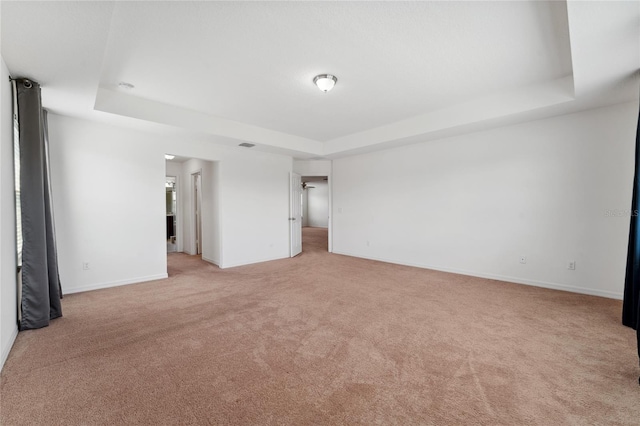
[{"x1": 302, "y1": 226, "x2": 328, "y2": 253}]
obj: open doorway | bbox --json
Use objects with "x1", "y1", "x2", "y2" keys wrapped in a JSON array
[
  {"x1": 166, "y1": 176, "x2": 177, "y2": 253},
  {"x1": 165, "y1": 155, "x2": 221, "y2": 267},
  {"x1": 192, "y1": 171, "x2": 202, "y2": 256},
  {"x1": 301, "y1": 176, "x2": 329, "y2": 253}
]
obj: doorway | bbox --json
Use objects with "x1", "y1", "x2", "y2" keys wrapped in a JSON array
[
  {"x1": 192, "y1": 171, "x2": 202, "y2": 256},
  {"x1": 166, "y1": 176, "x2": 177, "y2": 253},
  {"x1": 300, "y1": 175, "x2": 330, "y2": 253},
  {"x1": 289, "y1": 173, "x2": 303, "y2": 257},
  {"x1": 165, "y1": 156, "x2": 220, "y2": 265}
]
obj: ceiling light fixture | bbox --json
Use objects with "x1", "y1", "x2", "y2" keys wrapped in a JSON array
[
  {"x1": 164, "y1": 154, "x2": 175, "y2": 160},
  {"x1": 118, "y1": 81, "x2": 135, "y2": 90},
  {"x1": 313, "y1": 74, "x2": 337, "y2": 92}
]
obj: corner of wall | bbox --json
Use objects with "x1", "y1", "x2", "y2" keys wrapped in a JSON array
[
  {"x1": 0, "y1": 56, "x2": 19, "y2": 372},
  {"x1": 0, "y1": 327, "x2": 18, "y2": 371}
]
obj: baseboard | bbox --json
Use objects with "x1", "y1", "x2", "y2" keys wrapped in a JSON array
[
  {"x1": 1, "y1": 325, "x2": 18, "y2": 372},
  {"x1": 332, "y1": 250, "x2": 623, "y2": 300},
  {"x1": 202, "y1": 255, "x2": 220, "y2": 267},
  {"x1": 221, "y1": 255, "x2": 288, "y2": 269},
  {"x1": 63, "y1": 273, "x2": 169, "y2": 295}
]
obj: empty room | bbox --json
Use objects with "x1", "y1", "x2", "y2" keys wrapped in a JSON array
[{"x1": 1, "y1": 1, "x2": 639, "y2": 424}]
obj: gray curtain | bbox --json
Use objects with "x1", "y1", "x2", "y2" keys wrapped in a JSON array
[
  {"x1": 623, "y1": 94, "x2": 640, "y2": 378},
  {"x1": 14, "y1": 78, "x2": 62, "y2": 330}
]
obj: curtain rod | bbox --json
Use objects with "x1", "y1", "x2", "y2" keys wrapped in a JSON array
[
  {"x1": 8, "y1": 77, "x2": 37, "y2": 82},
  {"x1": 9, "y1": 77, "x2": 38, "y2": 88}
]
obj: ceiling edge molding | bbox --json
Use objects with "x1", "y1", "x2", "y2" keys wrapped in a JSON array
[
  {"x1": 323, "y1": 76, "x2": 575, "y2": 157},
  {"x1": 94, "y1": 87, "x2": 325, "y2": 156}
]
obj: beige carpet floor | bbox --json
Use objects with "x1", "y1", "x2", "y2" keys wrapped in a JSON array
[{"x1": 1, "y1": 227, "x2": 638, "y2": 425}]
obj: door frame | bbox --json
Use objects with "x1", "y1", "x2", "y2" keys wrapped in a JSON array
[
  {"x1": 166, "y1": 175, "x2": 179, "y2": 253},
  {"x1": 289, "y1": 172, "x2": 302, "y2": 257},
  {"x1": 297, "y1": 175, "x2": 333, "y2": 254},
  {"x1": 191, "y1": 170, "x2": 203, "y2": 255},
  {"x1": 327, "y1": 175, "x2": 333, "y2": 253}
]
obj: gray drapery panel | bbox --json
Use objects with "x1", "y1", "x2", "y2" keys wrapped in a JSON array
[
  {"x1": 14, "y1": 78, "x2": 63, "y2": 330},
  {"x1": 623, "y1": 94, "x2": 640, "y2": 382}
]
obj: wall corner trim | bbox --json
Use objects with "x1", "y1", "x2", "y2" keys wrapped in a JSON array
[
  {"x1": 220, "y1": 254, "x2": 289, "y2": 269},
  {"x1": 63, "y1": 273, "x2": 169, "y2": 295},
  {"x1": 0, "y1": 325, "x2": 19, "y2": 373},
  {"x1": 331, "y1": 250, "x2": 623, "y2": 300},
  {"x1": 201, "y1": 256, "x2": 220, "y2": 267}
]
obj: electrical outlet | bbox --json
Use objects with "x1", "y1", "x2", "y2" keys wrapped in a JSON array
[
  {"x1": 519, "y1": 255, "x2": 527, "y2": 264},
  {"x1": 82, "y1": 262, "x2": 90, "y2": 271},
  {"x1": 567, "y1": 261, "x2": 576, "y2": 270},
  {"x1": 366, "y1": 240, "x2": 370, "y2": 247}
]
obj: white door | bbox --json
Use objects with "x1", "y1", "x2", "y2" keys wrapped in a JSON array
[{"x1": 290, "y1": 172, "x2": 302, "y2": 257}]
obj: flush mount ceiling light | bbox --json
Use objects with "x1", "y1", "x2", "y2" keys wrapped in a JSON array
[
  {"x1": 313, "y1": 74, "x2": 337, "y2": 92},
  {"x1": 164, "y1": 154, "x2": 175, "y2": 160}
]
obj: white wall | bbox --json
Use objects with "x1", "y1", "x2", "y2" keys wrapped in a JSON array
[
  {"x1": 307, "y1": 181, "x2": 329, "y2": 228},
  {"x1": 47, "y1": 114, "x2": 291, "y2": 294},
  {"x1": 293, "y1": 160, "x2": 331, "y2": 177},
  {"x1": 49, "y1": 115, "x2": 168, "y2": 293},
  {"x1": 302, "y1": 189, "x2": 309, "y2": 227},
  {"x1": 0, "y1": 57, "x2": 18, "y2": 371},
  {"x1": 221, "y1": 153, "x2": 290, "y2": 267},
  {"x1": 332, "y1": 102, "x2": 639, "y2": 299},
  {"x1": 165, "y1": 160, "x2": 183, "y2": 178}
]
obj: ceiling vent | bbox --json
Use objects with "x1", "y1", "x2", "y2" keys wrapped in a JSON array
[{"x1": 239, "y1": 142, "x2": 255, "y2": 148}]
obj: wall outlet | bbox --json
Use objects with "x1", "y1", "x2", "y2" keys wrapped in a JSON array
[
  {"x1": 337, "y1": 207, "x2": 343, "y2": 214},
  {"x1": 82, "y1": 262, "x2": 90, "y2": 271},
  {"x1": 519, "y1": 255, "x2": 527, "y2": 264},
  {"x1": 366, "y1": 240, "x2": 370, "y2": 247},
  {"x1": 567, "y1": 261, "x2": 576, "y2": 270}
]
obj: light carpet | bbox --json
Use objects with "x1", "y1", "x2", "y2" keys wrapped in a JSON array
[{"x1": 1, "y1": 227, "x2": 638, "y2": 424}]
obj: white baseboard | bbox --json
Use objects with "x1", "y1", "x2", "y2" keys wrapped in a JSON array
[
  {"x1": 220, "y1": 255, "x2": 288, "y2": 269},
  {"x1": 1, "y1": 325, "x2": 18, "y2": 372},
  {"x1": 63, "y1": 273, "x2": 169, "y2": 295},
  {"x1": 202, "y1": 255, "x2": 220, "y2": 267},
  {"x1": 332, "y1": 250, "x2": 623, "y2": 300}
]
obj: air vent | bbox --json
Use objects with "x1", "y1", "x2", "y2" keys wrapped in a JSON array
[{"x1": 239, "y1": 143, "x2": 255, "y2": 148}]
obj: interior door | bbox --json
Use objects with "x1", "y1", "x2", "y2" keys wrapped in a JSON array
[{"x1": 290, "y1": 172, "x2": 302, "y2": 257}]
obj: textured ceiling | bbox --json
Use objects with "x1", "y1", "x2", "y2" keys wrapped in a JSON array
[{"x1": 1, "y1": 1, "x2": 638, "y2": 159}]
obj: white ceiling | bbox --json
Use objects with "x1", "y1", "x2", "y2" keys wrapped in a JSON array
[{"x1": 1, "y1": 1, "x2": 638, "y2": 160}]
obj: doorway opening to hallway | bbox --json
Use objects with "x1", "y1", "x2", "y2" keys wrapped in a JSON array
[{"x1": 301, "y1": 176, "x2": 329, "y2": 253}]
